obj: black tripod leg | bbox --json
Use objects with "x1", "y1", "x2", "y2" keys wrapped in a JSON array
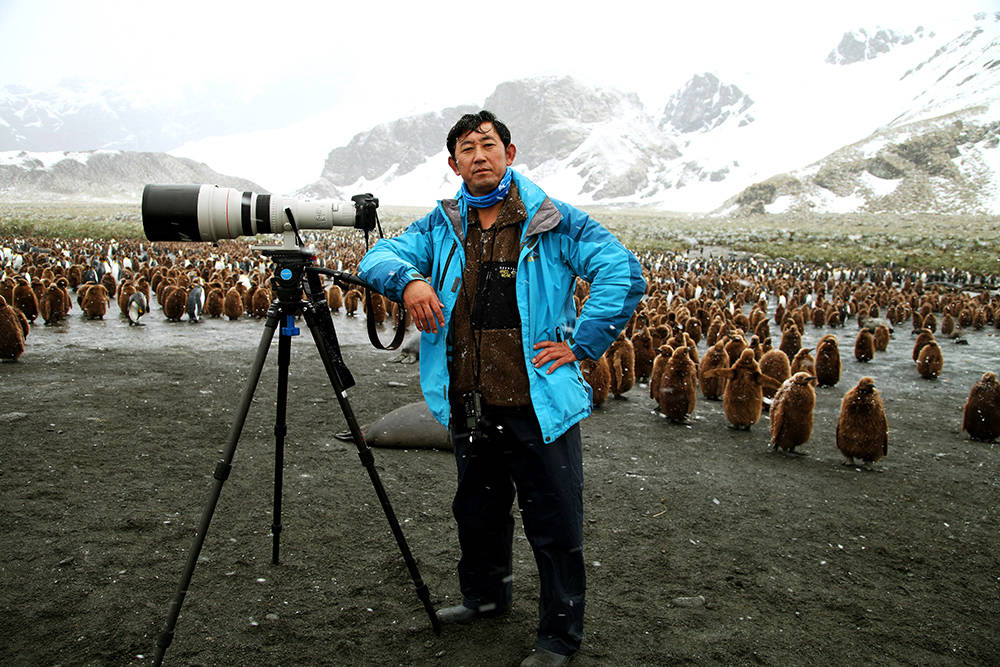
[
  {"x1": 271, "y1": 317, "x2": 293, "y2": 565},
  {"x1": 300, "y1": 298, "x2": 441, "y2": 635},
  {"x1": 153, "y1": 305, "x2": 281, "y2": 667}
]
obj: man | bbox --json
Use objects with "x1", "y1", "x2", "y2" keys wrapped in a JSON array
[{"x1": 359, "y1": 110, "x2": 645, "y2": 666}]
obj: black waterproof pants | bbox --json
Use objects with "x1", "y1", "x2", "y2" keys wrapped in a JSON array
[{"x1": 450, "y1": 405, "x2": 585, "y2": 656}]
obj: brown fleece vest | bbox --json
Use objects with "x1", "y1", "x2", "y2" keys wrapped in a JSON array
[{"x1": 450, "y1": 183, "x2": 531, "y2": 407}]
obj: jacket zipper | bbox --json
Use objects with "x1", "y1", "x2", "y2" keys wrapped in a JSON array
[{"x1": 436, "y1": 240, "x2": 459, "y2": 292}]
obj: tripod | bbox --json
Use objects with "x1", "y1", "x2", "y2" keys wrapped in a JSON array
[{"x1": 153, "y1": 241, "x2": 440, "y2": 666}]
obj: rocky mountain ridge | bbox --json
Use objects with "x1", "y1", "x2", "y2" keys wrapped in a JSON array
[{"x1": 0, "y1": 150, "x2": 262, "y2": 201}]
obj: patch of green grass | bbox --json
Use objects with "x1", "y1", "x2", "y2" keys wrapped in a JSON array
[{"x1": 0, "y1": 202, "x2": 143, "y2": 239}]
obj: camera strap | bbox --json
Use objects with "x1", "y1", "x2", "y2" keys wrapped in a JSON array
[
  {"x1": 356, "y1": 207, "x2": 404, "y2": 351},
  {"x1": 364, "y1": 287, "x2": 407, "y2": 350}
]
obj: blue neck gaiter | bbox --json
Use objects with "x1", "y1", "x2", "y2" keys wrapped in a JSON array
[{"x1": 460, "y1": 168, "x2": 512, "y2": 208}]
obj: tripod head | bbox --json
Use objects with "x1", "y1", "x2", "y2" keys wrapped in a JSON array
[{"x1": 251, "y1": 208, "x2": 405, "y2": 384}]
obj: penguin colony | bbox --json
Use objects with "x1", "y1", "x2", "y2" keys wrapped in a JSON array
[{"x1": 3, "y1": 235, "x2": 999, "y2": 468}]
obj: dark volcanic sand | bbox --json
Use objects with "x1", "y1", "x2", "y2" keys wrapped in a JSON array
[{"x1": 1, "y1": 302, "x2": 998, "y2": 666}]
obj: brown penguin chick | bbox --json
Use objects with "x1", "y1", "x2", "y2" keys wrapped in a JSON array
[
  {"x1": 940, "y1": 313, "x2": 956, "y2": 337},
  {"x1": 366, "y1": 291, "x2": 388, "y2": 326},
  {"x1": 684, "y1": 316, "x2": 702, "y2": 345},
  {"x1": 769, "y1": 372, "x2": 818, "y2": 453},
  {"x1": 758, "y1": 348, "x2": 791, "y2": 404},
  {"x1": 650, "y1": 324, "x2": 671, "y2": 351},
  {"x1": 100, "y1": 271, "x2": 117, "y2": 300},
  {"x1": 912, "y1": 328, "x2": 935, "y2": 362},
  {"x1": 242, "y1": 283, "x2": 257, "y2": 315},
  {"x1": 778, "y1": 322, "x2": 802, "y2": 360},
  {"x1": 915, "y1": 340, "x2": 943, "y2": 380},
  {"x1": 67, "y1": 265, "x2": 83, "y2": 290},
  {"x1": 117, "y1": 282, "x2": 136, "y2": 314},
  {"x1": 753, "y1": 317, "x2": 771, "y2": 344},
  {"x1": 326, "y1": 284, "x2": 344, "y2": 312},
  {"x1": 790, "y1": 348, "x2": 815, "y2": 376},
  {"x1": 343, "y1": 288, "x2": 362, "y2": 316},
  {"x1": 811, "y1": 307, "x2": 827, "y2": 328},
  {"x1": 972, "y1": 308, "x2": 988, "y2": 330},
  {"x1": 0, "y1": 295, "x2": 26, "y2": 361},
  {"x1": 814, "y1": 334, "x2": 841, "y2": 387},
  {"x1": 606, "y1": 333, "x2": 636, "y2": 398},
  {"x1": 656, "y1": 346, "x2": 698, "y2": 423},
  {"x1": 205, "y1": 287, "x2": 225, "y2": 318},
  {"x1": 12, "y1": 278, "x2": 38, "y2": 323},
  {"x1": 223, "y1": 286, "x2": 243, "y2": 320},
  {"x1": 8, "y1": 302, "x2": 29, "y2": 339},
  {"x1": 854, "y1": 328, "x2": 876, "y2": 363},
  {"x1": 921, "y1": 312, "x2": 937, "y2": 334},
  {"x1": 630, "y1": 327, "x2": 656, "y2": 382},
  {"x1": 836, "y1": 376, "x2": 888, "y2": 467},
  {"x1": 162, "y1": 286, "x2": 188, "y2": 322},
  {"x1": 55, "y1": 278, "x2": 72, "y2": 317},
  {"x1": 630, "y1": 326, "x2": 654, "y2": 383},
  {"x1": 80, "y1": 283, "x2": 109, "y2": 319},
  {"x1": 705, "y1": 348, "x2": 783, "y2": 430},
  {"x1": 724, "y1": 332, "x2": 747, "y2": 365},
  {"x1": 698, "y1": 339, "x2": 730, "y2": 401},
  {"x1": 39, "y1": 283, "x2": 68, "y2": 325},
  {"x1": 251, "y1": 286, "x2": 272, "y2": 318},
  {"x1": 648, "y1": 344, "x2": 675, "y2": 401},
  {"x1": 962, "y1": 372, "x2": 1000, "y2": 442},
  {"x1": 872, "y1": 324, "x2": 891, "y2": 352},
  {"x1": 581, "y1": 355, "x2": 612, "y2": 408}
]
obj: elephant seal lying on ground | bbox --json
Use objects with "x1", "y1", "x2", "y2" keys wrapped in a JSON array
[{"x1": 336, "y1": 400, "x2": 451, "y2": 451}]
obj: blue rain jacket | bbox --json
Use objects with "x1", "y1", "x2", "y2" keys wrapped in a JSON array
[{"x1": 358, "y1": 169, "x2": 646, "y2": 443}]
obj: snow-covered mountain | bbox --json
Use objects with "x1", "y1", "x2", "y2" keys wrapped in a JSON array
[
  {"x1": 303, "y1": 13, "x2": 998, "y2": 214},
  {"x1": 724, "y1": 13, "x2": 1000, "y2": 216},
  {"x1": 1, "y1": 12, "x2": 997, "y2": 214}
]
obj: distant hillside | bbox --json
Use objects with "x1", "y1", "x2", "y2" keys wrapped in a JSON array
[{"x1": 0, "y1": 150, "x2": 264, "y2": 201}]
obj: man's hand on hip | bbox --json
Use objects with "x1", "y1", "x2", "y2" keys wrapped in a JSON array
[{"x1": 532, "y1": 340, "x2": 579, "y2": 374}]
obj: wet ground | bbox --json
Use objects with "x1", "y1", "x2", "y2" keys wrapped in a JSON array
[{"x1": 2, "y1": 297, "x2": 999, "y2": 665}]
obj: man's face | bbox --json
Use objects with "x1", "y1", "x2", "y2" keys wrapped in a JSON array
[{"x1": 448, "y1": 122, "x2": 517, "y2": 196}]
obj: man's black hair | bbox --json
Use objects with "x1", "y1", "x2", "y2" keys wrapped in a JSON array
[{"x1": 446, "y1": 110, "x2": 511, "y2": 158}]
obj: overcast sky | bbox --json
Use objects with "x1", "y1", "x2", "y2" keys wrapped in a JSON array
[
  {"x1": 2, "y1": 0, "x2": 989, "y2": 109},
  {"x1": 0, "y1": 0, "x2": 993, "y2": 192}
]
